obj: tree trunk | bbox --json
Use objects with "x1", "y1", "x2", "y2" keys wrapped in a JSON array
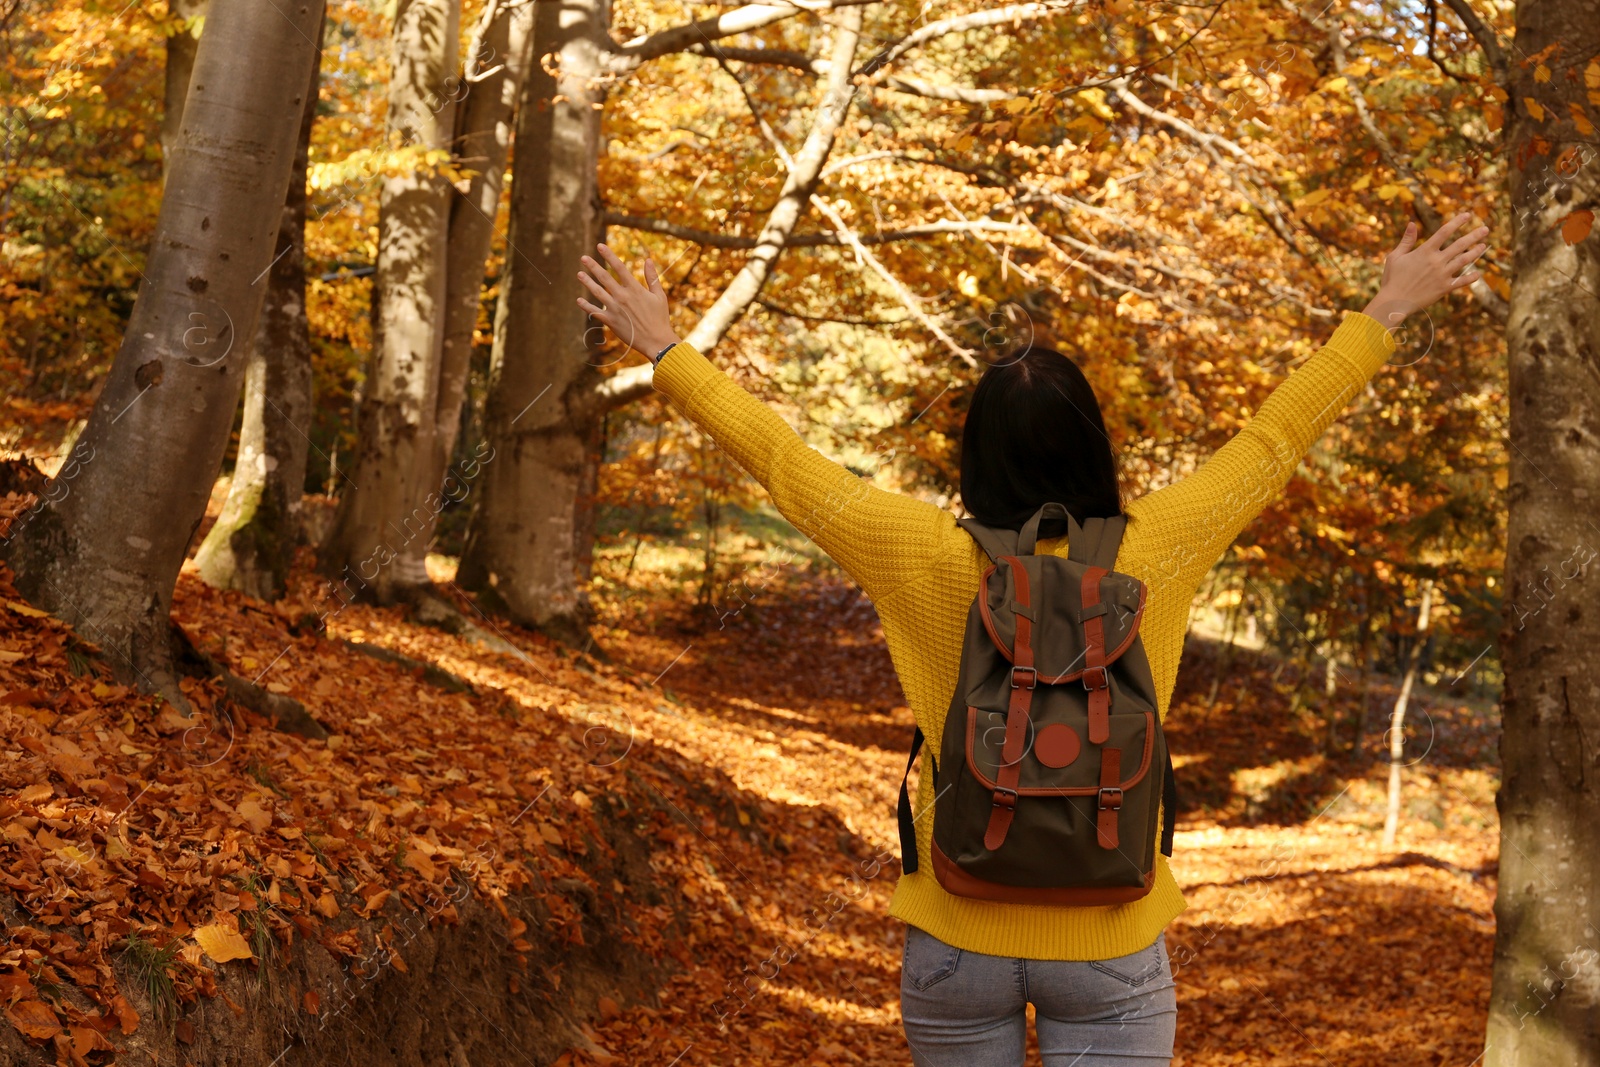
[
  {"x1": 192, "y1": 44, "x2": 321, "y2": 600},
  {"x1": 428, "y1": 0, "x2": 535, "y2": 531},
  {"x1": 1486, "y1": 1, "x2": 1600, "y2": 1059},
  {"x1": 458, "y1": 5, "x2": 865, "y2": 642},
  {"x1": 457, "y1": 0, "x2": 613, "y2": 645},
  {"x1": 161, "y1": 0, "x2": 207, "y2": 182},
  {"x1": 1, "y1": 0, "x2": 324, "y2": 699},
  {"x1": 1382, "y1": 578, "x2": 1433, "y2": 848},
  {"x1": 323, "y1": 0, "x2": 461, "y2": 603}
]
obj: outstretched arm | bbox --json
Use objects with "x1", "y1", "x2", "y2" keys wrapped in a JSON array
[
  {"x1": 577, "y1": 245, "x2": 958, "y2": 605},
  {"x1": 1128, "y1": 213, "x2": 1490, "y2": 600}
]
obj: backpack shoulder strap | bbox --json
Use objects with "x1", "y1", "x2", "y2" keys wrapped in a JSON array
[
  {"x1": 957, "y1": 517, "x2": 1019, "y2": 562},
  {"x1": 897, "y1": 726, "x2": 926, "y2": 873},
  {"x1": 1068, "y1": 514, "x2": 1128, "y2": 571}
]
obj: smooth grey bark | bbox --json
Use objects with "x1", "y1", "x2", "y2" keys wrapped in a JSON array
[
  {"x1": 1486, "y1": 1, "x2": 1600, "y2": 1061},
  {"x1": 323, "y1": 0, "x2": 461, "y2": 602},
  {"x1": 457, "y1": 0, "x2": 613, "y2": 645},
  {"x1": 192, "y1": 45, "x2": 321, "y2": 600},
  {"x1": 161, "y1": 0, "x2": 207, "y2": 182},
  {"x1": 425, "y1": 0, "x2": 535, "y2": 540},
  {"x1": 2, "y1": 0, "x2": 324, "y2": 698}
]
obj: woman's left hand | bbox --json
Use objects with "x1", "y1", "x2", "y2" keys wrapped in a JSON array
[{"x1": 576, "y1": 244, "x2": 681, "y2": 359}]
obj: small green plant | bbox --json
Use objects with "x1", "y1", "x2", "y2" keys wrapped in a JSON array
[
  {"x1": 120, "y1": 932, "x2": 179, "y2": 1024},
  {"x1": 238, "y1": 874, "x2": 278, "y2": 965}
]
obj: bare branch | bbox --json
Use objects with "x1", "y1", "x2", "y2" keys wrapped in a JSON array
[
  {"x1": 758, "y1": 297, "x2": 910, "y2": 326},
  {"x1": 1104, "y1": 75, "x2": 1249, "y2": 160},
  {"x1": 1439, "y1": 0, "x2": 1508, "y2": 85},
  {"x1": 880, "y1": 75, "x2": 1026, "y2": 104},
  {"x1": 606, "y1": 0, "x2": 879, "y2": 71},
  {"x1": 856, "y1": 1, "x2": 1086, "y2": 81},
  {"x1": 590, "y1": 5, "x2": 867, "y2": 413},
  {"x1": 602, "y1": 211, "x2": 1026, "y2": 248},
  {"x1": 685, "y1": 43, "x2": 825, "y2": 74},
  {"x1": 809, "y1": 193, "x2": 977, "y2": 365}
]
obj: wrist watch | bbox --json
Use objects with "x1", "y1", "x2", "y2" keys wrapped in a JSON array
[{"x1": 652, "y1": 341, "x2": 677, "y2": 366}]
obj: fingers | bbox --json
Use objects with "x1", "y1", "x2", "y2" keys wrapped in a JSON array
[
  {"x1": 1449, "y1": 240, "x2": 1488, "y2": 270},
  {"x1": 1441, "y1": 224, "x2": 1490, "y2": 259},
  {"x1": 578, "y1": 255, "x2": 622, "y2": 300},
  {"x1": 576, "y1": 296, "x2": 619, "y2": 330},
  {"x1": 1395, "y1": 220, "x2": 1419, "y2": 254},
  {"x1": 575, "y1": 268, "x2": 613, "y2": 304},
  {"x1": 1421, "y1": 211, "x2": 1473, "y2": 250},
  {"x1": 595, "y1": 244, "x2": 638, "y2": 288},
  {"x1": 644, "y1": 258, "x2": 665, "y2": 296},
  {"x1": 1450, "y1": 269, "x2": 1482, "y2": 291}
]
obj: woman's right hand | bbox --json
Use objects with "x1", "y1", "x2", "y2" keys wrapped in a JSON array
[{"x1": 1361, "y1": 212, "x2": 1490, "y2": 329}]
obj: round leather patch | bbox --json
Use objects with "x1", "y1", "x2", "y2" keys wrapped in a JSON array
[{"x1": 1034, "y1": 723, "x2": 1081, "y2": 768}]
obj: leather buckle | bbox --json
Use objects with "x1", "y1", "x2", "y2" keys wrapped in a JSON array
[
  {"x1": 1010, "y1": 666, "x2": 1037, "y2": 690},
  {"x1": 1097, "y1": 787, "x2": 1123, "y2": 811},
  {"x1": 992, "y1": 787, "x2": 1018, "y2": 810},
  {"x1": 1081, "y1": 665, "x2": 1109, "y2": 690}
]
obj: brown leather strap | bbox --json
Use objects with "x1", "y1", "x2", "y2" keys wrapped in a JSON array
[
  {"x1": 1096, "y1": 747, "x2": 1122, "y2": 849},
  {"x1": 1080, "y1": 565, "x2": 1111, "y2": 744},
  {"x1": 984, "y1": 558, "x2": 1035, "y2": 852}
]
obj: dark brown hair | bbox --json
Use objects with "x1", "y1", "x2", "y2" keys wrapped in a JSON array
[{"x1": 959, "y1": 347, "x2": 1122, "y2": 533}]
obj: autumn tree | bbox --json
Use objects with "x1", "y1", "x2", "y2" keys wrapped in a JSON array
[
  {"x1": 1, "y1": 0, "x2": 325, "y2": 698},
  {"x1": 461, "y1": 0, "x2": 1092, "y2": 640}
]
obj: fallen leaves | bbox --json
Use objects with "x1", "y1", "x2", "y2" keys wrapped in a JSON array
[
  {"x1": 193, "y1": 922, "x2": 254, "y2": 964},
  {"x1": 6, "y1": 999, "x2": 62, "y2": 1040}
]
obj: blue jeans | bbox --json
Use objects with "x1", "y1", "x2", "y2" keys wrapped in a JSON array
[{"x1": 900, "y1": 925, "x2": 1177, "y2": 1066}]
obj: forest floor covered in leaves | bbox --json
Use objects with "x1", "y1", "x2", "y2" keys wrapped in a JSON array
[{"x1": 0, "y1": 528, "x2": 1499, "y2": 1066}]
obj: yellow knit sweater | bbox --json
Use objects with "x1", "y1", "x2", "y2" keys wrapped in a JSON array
[{"x1": 652, "y1": 312, "x2": 1396, "y2": 961}]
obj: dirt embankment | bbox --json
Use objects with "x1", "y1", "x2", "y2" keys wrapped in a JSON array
[{"x1": 0, "y1": 550, "x2": 850, "y2": 1067}]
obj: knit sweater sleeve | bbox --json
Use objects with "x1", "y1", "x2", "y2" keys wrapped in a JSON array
[
  {"x1": 1125, "y1": 311, "x2": 1396, "y2": 598},
  {"x1": 650, "y1": 342, "x2": 957, "y2": 602}
]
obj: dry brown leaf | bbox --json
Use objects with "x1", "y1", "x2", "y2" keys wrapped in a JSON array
[
  {"x1": 6, "y1": 999, "x2": 61, "y2": 1040},
  {"x1": 236, "y1": 798, "x2": 272, "y2": 834},
  {"x1": 111, "y1": 994, "x2": 139, "y2": 1035}
]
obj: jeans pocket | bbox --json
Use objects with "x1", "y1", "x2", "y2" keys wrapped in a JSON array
[
  {"x1": 1088, "y1": 934, "x2": 1167, "y2": 987},
  {"x1": 902, "y1": 925, "x2": 963, "y2": 991}
]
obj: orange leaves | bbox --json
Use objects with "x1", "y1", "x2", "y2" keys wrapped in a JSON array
[
  {"x1": 6, "y1": 998, "x2": 62, "y2": 1041},
  {"x1": 1559, "y1": 209, "x2": 1594, "y2": 245}
]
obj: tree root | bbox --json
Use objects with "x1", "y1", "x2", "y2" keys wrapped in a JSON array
[
  {"x1": 171, "y1": 622, "x2": 328, "y2": 739},
  {"x1": 335, "y1": 638, "x2": 476, "y2": 695},
  {"x1": 401, "y1": 584, "x2": 530, "y2": 659}
]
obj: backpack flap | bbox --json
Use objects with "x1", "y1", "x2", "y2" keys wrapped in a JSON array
[{"x1": 975, "y1": 555, "x2": 1147, "y2": 737}]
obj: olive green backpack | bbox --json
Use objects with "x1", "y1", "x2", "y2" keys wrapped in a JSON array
[{"x1": 897, "y1": 503, "x2": 1177, "y2": 904}]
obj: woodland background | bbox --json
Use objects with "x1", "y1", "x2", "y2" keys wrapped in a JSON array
[{"x1": 0, "y1": 0, "x2": 1596, "y2": 1065}]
